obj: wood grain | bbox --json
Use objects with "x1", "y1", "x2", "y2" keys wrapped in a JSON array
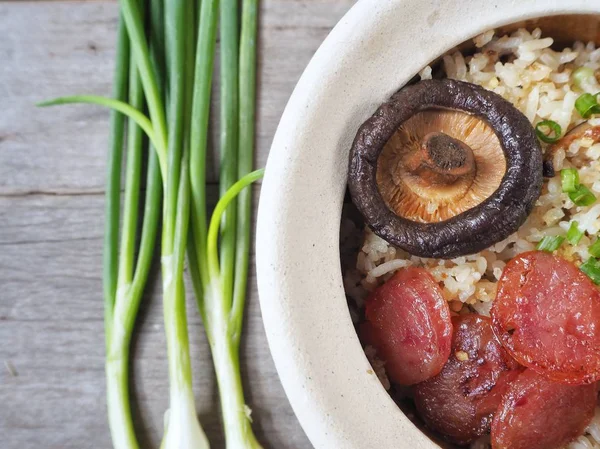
[{"x1": 0, "y1": 1, "x2": 355, "y2": 448}]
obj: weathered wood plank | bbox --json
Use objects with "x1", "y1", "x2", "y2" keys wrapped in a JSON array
[
  {"x1": 0, "y1": 0, "x2": 355, "y2": 193},
  {"x1": 0, "y1": 3, "x2": 117, "y2": 195},
  {"x1": 0, "y1": 1, "x2": 356, "y2": 448},
  {"x1": 0, "y1": 189, "x2": 308, "y2": 449}
]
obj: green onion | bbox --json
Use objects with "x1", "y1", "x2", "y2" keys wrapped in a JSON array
[
  {"x1": 40, "y1": 0, "x2": 264, "y2": 448},
  {"x1": 561, "y1": 168, "x2": 596, "y2": 206},
  {"x1": 103, "y1": 15, "x2": 129, "y2": 346},
  {"x1": 37, "y1": 96, "x2": 159, "y2": 150},
  {"x1": 581, "y1": 257, "x2": 600, "y2": 285},
  {"x1": 589, "y1": 239, "x2": 600, "y2": 258},
  {"x1": 187, "y1": 0, "x2": 264, "y2": 446},
  {"x1": 535, "y1": 120, "x2": 562, "y2": 143},
  {"x1": 537, "y1": 235, "x2": 565, "y2": 252},
  {"x1": 561, "y1": 168, "x2": 580, "y2": 193},
  {"x1": 567, "y1": 221, "x2": 584, "y2": 245},
  {"x1": 575, "y1": 93, "x2": 600, "y2": 118},
  {"x1": 42, "y1": 5, "x2": 161, "y2": 449},
  {"x1": 189, "y1": 0, "x2": 220, "y2": 304},
  {"x1": 102, "y1": 15, "x2": 139, "y2": 449},
  {"x1": 233, "y1": 0, "x2": 259, "y2": 349},
  {"x1": 219, "y1": 0, "x2": 240, "y2": 312},
  {"x1": 572, "y1": 67, "x2": 595, "y2": 90},
  {"x1": 120, "y1": 0, "x2": 168, "y2": 176},
  {"x1": 569, "y1": 184, "x2": 597, "y2": 207},
  {"x1": 160, "y1": 0, "x2": 210, "y2": 447}
]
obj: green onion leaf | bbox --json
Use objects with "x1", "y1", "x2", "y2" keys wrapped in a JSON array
[
  {"x1": 567, "y1": 221, "x2": 584, "y2": 245},
  {"x1": 535, "y1": 120, "x2": 562, "y2": 143},
  {"x1": 561, "y1": 168, "x2": 580, "y2": 193},
  {"x1": 572, "y1": 67, "x2": 595, "y2": 90},
  {"x1": 589, "y1": 239, "x2": 600, "y2": 258},
  {"x1": 575, "y1": 93, "x2": 600, "y2": 118},
  {"x1": 537, "y1": 235, "x2": 565, "y2": 252},
  {"x1": 569, "y1": 185, "x2": 597, "y2": 206},
  {"x1": 232, "y1": 0, "x2": 259, "y2": 349},
  {"x1": 581, "y1": 257, "x2": 600, "y2": 285}
]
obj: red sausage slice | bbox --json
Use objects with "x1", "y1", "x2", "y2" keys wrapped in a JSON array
[
  {"x1": 491, "y1": 369, "x2": 597, "y2": 449},
  {"x1": 361, "y1": 267, "x2": 452, "y2": 385},
  {"x1": 492, "y1": 251, "x2": 600, "y2": 385},
  {"x1": 413, "y1": 314, "x2": 522, "y2": 445}
]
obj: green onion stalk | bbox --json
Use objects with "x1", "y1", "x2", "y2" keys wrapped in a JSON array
[
  {"x1": 567, "y1": 221, "x2": 584, "y2": 245},
  {"x1": 581, "y1": 257, "x2": 600, "y2": 285},
  {"x1": 159, "y1": 0, "x2": 211, "y2": 447},
  {"x1": 39, "y1": 4, "x2": 205, "y2": 449},
  {"x1": 39, "y1": 5, "x2": 161, "y2": 449},
  {"x1": 104, "y1": 7, "x2": 162, "y2": 449},
  {"x1": 187, "y1": 0, "x2": 264, "y2": 447},
  {"x1": 536, "y1": 235, "x2": 565, "y2": 253},
  {"x1": 590, "y1": 239, "x2": 600, "y2": 258},
  {"x1": 39, "y1": 0, "x2": 264, "y2": 447},
  {"x1": 104, "y1": 15, "x2": 146, "y2": 449}
]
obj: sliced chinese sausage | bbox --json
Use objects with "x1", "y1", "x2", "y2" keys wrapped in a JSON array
[
  {"x1": 413, "y1": 314, "x2": 522, "y2": 445},
  {"x1": 491, "y1": 369, "x2": 597, "y2": 449},
  {"x1": 492, "y1": 251, "x2": 600, "y2": 385},
  {"x1": 360, "y1": 267, "x2": 452, "y2": 385}
]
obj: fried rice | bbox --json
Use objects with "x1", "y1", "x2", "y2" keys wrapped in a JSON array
[{"x1": 342, "y1": 27, "x2": 600, "y2": 449}]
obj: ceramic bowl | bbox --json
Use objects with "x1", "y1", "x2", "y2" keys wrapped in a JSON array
[{"x1": 256, "y1": 1, "x2": 600, "y2": 448}]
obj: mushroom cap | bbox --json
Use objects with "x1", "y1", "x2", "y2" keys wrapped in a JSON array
[
  {"x1": 377, "y1": 109, "x2": 506, "y2": 222},
  {"x1": 348, "y1": 79, "x2": 543, "y2": 259}
]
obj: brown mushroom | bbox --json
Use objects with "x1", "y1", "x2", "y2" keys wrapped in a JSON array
[
  {"x1": 377, "y1": 109, "x2": 506, "y2": 223},
  {"x1": 348, "y1": 79, "x2": 543, "y2": 259}
]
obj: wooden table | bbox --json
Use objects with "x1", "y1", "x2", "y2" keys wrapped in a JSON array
[{"x1": 0, "y1": 1, "x2": 354, "y2": 447}]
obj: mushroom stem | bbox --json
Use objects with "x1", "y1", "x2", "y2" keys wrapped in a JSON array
[{"x1": 407, "y1": 132, "x2": 476, "y2": 185}]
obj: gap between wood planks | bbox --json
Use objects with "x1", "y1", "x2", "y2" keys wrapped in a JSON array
[{"x1": 0, "y1": 181, "x2": 262, "y2": 198}]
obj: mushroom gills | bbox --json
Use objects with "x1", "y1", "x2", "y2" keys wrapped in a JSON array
[{"x1": 376, "y1": 109, "x2": 506, "y2": 223}]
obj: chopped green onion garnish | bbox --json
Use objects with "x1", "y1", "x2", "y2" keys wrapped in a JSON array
[
  {"x1": 567, "y1": 221, "x2": 584, "y2": 245},
  {"x1": 575, "y1": 93, "x2": 600, "y2": 118},
  {"x1": 581, "y1": 257, "x2": 600, "y2": 285},
  {"x1": 572, "y1": 67, "x2": 595, "y2": 89},
  {"x1": 569, "y1": 184, "x2": 597, "y2": 206},
  {"x1": 561, "y1": 168, "x2": 580, "y2": 193},
  {"x1": 537, "y1": 235, "x2": 565, "y2": 252},
  {"x1": 589, "y1": 239, "x2": 600, "y2": 258},
  {"x1": 535, "y1": 120, "x2": 562, "y2": 143}
]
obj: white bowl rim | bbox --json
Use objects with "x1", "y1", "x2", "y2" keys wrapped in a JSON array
[{"x1": 256, "y1": 1, "x2": 600, "y2": 448}]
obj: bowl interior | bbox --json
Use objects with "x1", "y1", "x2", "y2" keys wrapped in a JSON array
[
  {"x1": 345, "y1": 12, "x2": 600, "y2": 449},
  {"x1": 497, "y1": 14, "x2": 600, "y2": 45},
  {"x1": 423, "y1": 15, "x2": 600, "y2": 77}
]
